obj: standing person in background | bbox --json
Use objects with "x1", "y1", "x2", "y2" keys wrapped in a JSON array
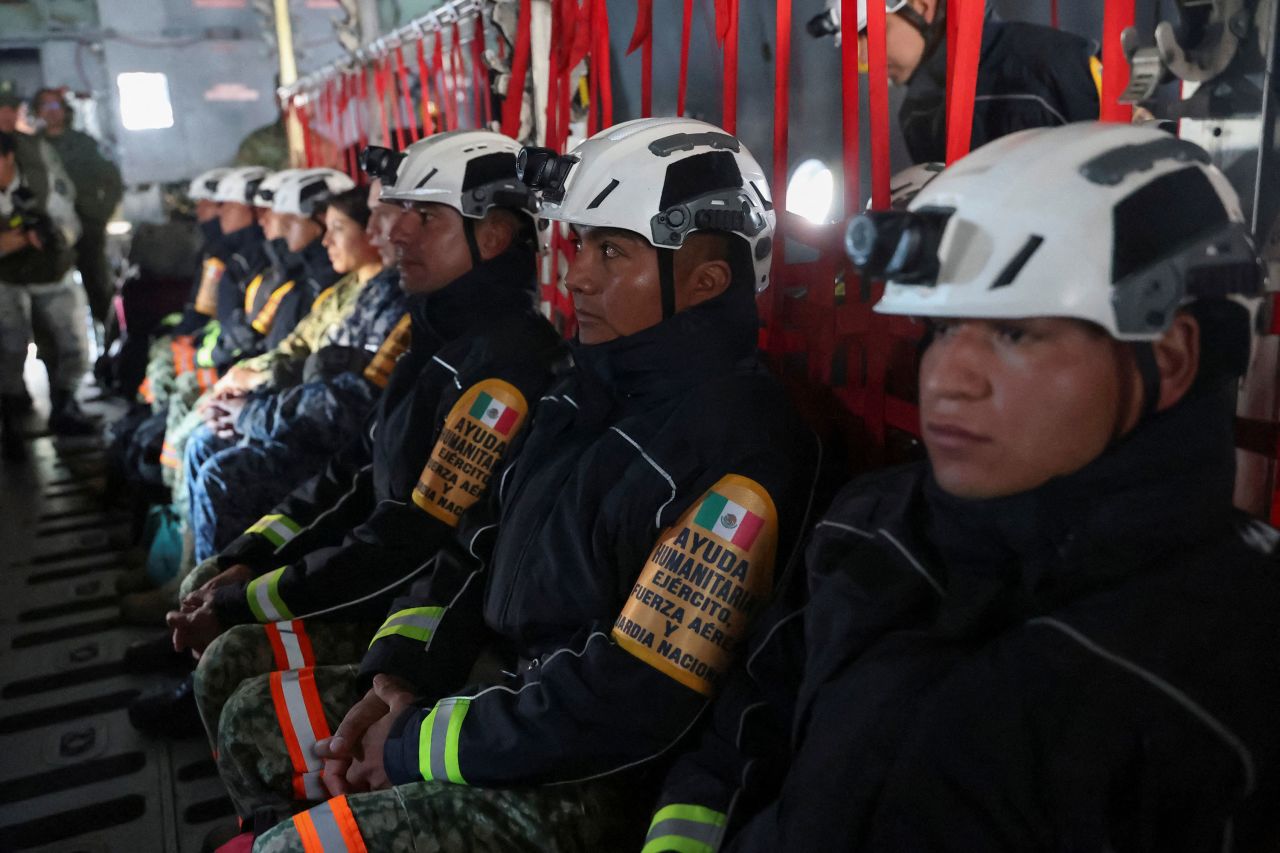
[
  {"x1": 33, "y1": 87, "x2": 124, "y2": 325},
  {"x1": 0, "y1": 131, "x2": 93, "y2": 460},
  {"x1": 0, "y1": 79, "x2": 78, "y2": 411}
]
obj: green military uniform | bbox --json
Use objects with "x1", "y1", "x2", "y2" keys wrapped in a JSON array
[
  {"x1": 251, "y1": 756, "x2": 641, "y2": 853},
  {"x1": 41, "y1": 127, "x2": 123, "y2": 321}
]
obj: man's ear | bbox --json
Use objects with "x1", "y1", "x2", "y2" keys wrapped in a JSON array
[
  {"x1": 476, "y1": 212, "x2": 517, "y2": 260},
  {"x1": 1154, "y1": 311, "x2": 1200, "y2": 412},
  {"x1": 912, "y1": 0, "x2": 939, "y2": 24},
  {"x1": 682, "y1": 257, "x2": 732, "y2": 308}
]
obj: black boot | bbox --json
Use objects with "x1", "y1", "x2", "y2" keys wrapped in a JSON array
[
  {"x1": 128, "y1": 675, "x2": 204, "y2": 737},
  {"x1": 48, "y1": 389, "x2": 98, "y2": 437},
  {"x1": 1, "y1": 394, "x2": 27, "y2": 461}
]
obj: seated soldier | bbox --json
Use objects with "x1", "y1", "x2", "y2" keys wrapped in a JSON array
[
  {"x1": 811, "y1": 0, "x2": 1100, "y2": 163},
  {"x1": 154, "y1": 169, "x2": 309, "y2": 494},
  {"x1": 644, "y1": 123, "x2": 1280, "y2": 852},
  {"x1": 163, "y1": 130, "x2": 564, "y2": 780},
  {"x1": 140, "y1": 166, "x2": 267, "y2": 416},
  {"x1": 244, "y1": 118, "x2": 822, "y2": 852},
  {"x1": 188, "y1": 182, "x2": 403, "y2": 559}
]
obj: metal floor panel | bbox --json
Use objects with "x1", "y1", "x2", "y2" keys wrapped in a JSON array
[{"x1": 1, "y1": 397, "x2": 234, "y2": 852}]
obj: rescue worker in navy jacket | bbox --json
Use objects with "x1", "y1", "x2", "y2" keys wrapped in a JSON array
[
  {"x1": 163, "y1": 131, "x2": 565, "y2": 812},
  {"x1": 246, "y1": 117, "x2": 822, "y2": 853},
  {"x1": 643, "y1": 123, "x2": 1280, "y2": 853},
  {"x1": 812, "y1": 0, "x2": 1100, "y2": 164}
]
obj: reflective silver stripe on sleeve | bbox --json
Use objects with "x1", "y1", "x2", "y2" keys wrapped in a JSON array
[
  {"x1": 645, "y1": 817, "x2": 726, "y2": 849},
  {"x1": 275, "y1": 622, "x2": 307, "y2": 669},
  {"x1": 279, "y1": 671, "x2": 323, "y2": 774},
  {"x1": 307, "y1": 799, "x2": 348, "y2": 849}
]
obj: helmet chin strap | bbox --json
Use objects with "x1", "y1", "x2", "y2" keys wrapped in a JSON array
[
  {"x1": 1131, "y1": 342, "x2": 1163, "y2": 424},
  {"x1": 658, "y1": 248, "x2": 677, "y2": 320},
  {"x1": 896, "y1": 3, "x2": 947, "y2": 62},
  {"x1": 462, "y1": 218, "x2": 483, "y2": 268}
]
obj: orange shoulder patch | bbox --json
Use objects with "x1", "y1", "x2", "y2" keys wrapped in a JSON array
[
  {"x1": 411, "y1": 379, "x2": 530, "y2": 527},
  {"x1": 613, "y1": 474, "x2": 779, "y2": 697}
]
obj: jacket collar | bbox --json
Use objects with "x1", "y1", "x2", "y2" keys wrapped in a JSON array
[
  {"x1": 407, "y1": 244, "x2": 538, "y2": 351},
  {"x1": 565, "y1": 283, "x2": 761, "y2": 425},
  {"x1": 917, "y1": 383, "x2": 1238, "y2": 630}
]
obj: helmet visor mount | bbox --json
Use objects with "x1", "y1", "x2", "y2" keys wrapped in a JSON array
[{"x1": 650, "y1": 189, "x2": 769, "y2": 250}]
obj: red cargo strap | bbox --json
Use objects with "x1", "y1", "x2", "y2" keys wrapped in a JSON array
[
  {"x1": 719, "y1": 0, "x2": 739, "y2": 133},
  {"x1": 416, "y1": 37, "x2": 435, "y2": 135},
  {"x1": 394, "y1": 45, "x2": 419, "y2": 142},
  {"x1": 451, "y1": 23, "x2": 467, "y2": 127},
  {"x1": 472, "y1": 14, "x2": 491, "y2": 128},
  {"x1": 1050, "y1": 0, "x2": 1059, "y2": 28},
  {"x1": 501, "y1": 0, "x2": 531, "y2": 137},
  {"x1": 840, "y1": 0, "x2": 860, "y2": 216},
  {"x1": 357, "y1": 67, "x2": 370, "y2": 165},
  {"x1": 373, "y1": 55, "x2": 391, "y2": 147},
  {"x1": 1100, "y1": 0, "x2": 1135, "y2": 122},
  {"x1": 338, "y1": 74, "x2": 354, "y2": 177},
  {"x1": 772, "y1": 0, "x2": 791, "y2": 270},
  {"x1": 945, "y1": 0, "x2": 984, "y2": 163},
  {"x1": 627, "y1": 0, "x2": 654, "y2": 117},
  {"x1": 591, "y1": 0, "x2": 613, "y2": 131},
  {"x1": 388, "y1": 54, "x2": 407, "y2": 149},
  {"x1": 433, "y1": 32, "x2": 456, "y2": 132},
  {"x1": 865, "y1": 0, "x2": 890, "y2": 209},
  {"x1": 678, "y1": 0, "x2": 694, "y2": 115}
]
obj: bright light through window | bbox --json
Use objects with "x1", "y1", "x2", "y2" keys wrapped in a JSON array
[
  {"x1": 117, "y1": 72, "x2": 175, "y2": 131},
  {"x1": 787, "y1": 159, "x2": 835, "y2": 225}
]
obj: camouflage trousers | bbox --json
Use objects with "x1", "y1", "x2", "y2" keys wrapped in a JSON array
[
  {"x1": 197, "y1": 621, "x2": 379, "y2": 756},
  {"x1": 179, "y1": 554, "x2": 224, "y2": 601},
  {"x1": 217, "y1": 662, "x2": 364, "y2": 820},
  {"x1": 144, "y1": 334, "x2": 179, "y2": 412},
  {"x1": 0, "y1": 276, "x2": 88, "y2": 396},
  {"x1": 162, "y1": 376, "x2": 213, "y2": 509},
  {"x1": 253, "y1": 775, "x2": 649, "y2": 853}
]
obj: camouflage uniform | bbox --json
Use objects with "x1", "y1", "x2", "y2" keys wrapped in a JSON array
[
  {"x1": 216, "y1": 663, "x2": 361, "y2": 818},
  {"x1": 195, "y1": 624, "x2": 377, "y2": 755},
  {"x1": 143, "y1": 334, "x2": 182, "y2": 412},
  {"x1": 178, "y1": 554, "x2": 223, "y2": 601},
  {"x1": 252, "y1": 774, "x2": 646, "y2": 852}
]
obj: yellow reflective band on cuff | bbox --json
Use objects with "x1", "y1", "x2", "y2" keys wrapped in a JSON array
[
  {"x1": 641, "y1": 804, "x2": 727, "y2": 853},
  {"x1": 248, "y1": 514, "x2": 302, "y2": 548},
  {"x1": 195, "y1": 322, "x2": 220, "y2": 367},
  {"x1": 370, "y1": 606, "x2": 445, "y2": 648},
  {"x1": 246, "y1": 568, "x2": 293, "y2": 622},
  {"x1": 417, "y1": 697, "x2": 470, "y2": 785}
]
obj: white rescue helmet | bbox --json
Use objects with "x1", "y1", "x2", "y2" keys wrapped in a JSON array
[
  {"x1": 808, "y1": 0, "x2": 911, "y2": 42},
  {"x1": 212, "y1": 166, "x2": 271, "y2": 205},
  {"x1": 379, "y1": 129, "x2": 537, "y2": 223},
  {"x1": 188, "y1": 167, "x2": 233, "y2": 202},
  {"x1": 525, "y1": 117, "x2": 776, "y2": 292},
  {"x1": 851, "y1": 123, "x2": 1265, "y2": 347},
  {"x1": 253, "y1": 168, "x2": 308, "y2": 208},
  {"x1": 272, "y1": 168, "x2": 356, "y2": 217}
]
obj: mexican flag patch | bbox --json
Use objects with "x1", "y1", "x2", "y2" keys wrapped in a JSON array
[
  {"x1": 470, "y1": 391, "x2": 519, "y2": 435},
  {"x1": 694, "y1": 491, "x2": 765, "y2": 549}
]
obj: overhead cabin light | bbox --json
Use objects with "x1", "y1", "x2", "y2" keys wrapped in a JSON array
[
  {"x1": 117, "y1": 72, "x2": 175, "y2": 131},
  {"x1": 106, "y1": 220, "x2": 133, "y2": 236},
  {"x1": 787, "y1": 159, "x2": 835, "y2": 225}
]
